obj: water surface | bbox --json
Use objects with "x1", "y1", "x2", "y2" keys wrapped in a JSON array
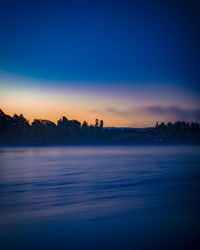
[{"x1": 0, "y1": 146, "x2": 200, "y2": 249}]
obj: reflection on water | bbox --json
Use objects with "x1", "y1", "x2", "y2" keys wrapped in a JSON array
[{"x1": 0, "y1": 146, "x2": 200, "y2": 249}]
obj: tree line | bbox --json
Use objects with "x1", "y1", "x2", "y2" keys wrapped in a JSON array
[{"x1": 0, "y1": 109, "x2": 200, "y2": 145}]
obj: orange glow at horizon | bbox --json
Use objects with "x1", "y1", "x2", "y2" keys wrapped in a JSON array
[
  {"x1": 0, "y1": 89, "x2": 156, "y2": 127},
  {"x1": 1, "y1": 75, "x2": 200, "y2": 127}
]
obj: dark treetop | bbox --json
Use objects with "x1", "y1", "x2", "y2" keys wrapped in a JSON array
[{"x1": 0, "y1": 109, "x2": 200, "y2": 145}]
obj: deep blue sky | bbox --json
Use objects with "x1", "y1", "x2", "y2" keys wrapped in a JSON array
[
  {"x1": 0, "y1": 0, "x2": 200, "y2": 126},
  {"x1": 0, "y1": 0, "x2": 199, "y2": 86}
]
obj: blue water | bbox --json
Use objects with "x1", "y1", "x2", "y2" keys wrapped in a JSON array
[{"x1": 0, "y1": 146, "x2": 200, "y2": 249}]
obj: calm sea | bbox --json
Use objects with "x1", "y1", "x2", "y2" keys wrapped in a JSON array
[{"x1": 0, "y1": 146, "x2": 200, "y2": 249}]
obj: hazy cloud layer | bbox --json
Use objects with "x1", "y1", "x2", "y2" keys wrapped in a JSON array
[
  {"x1": 144, "y1": 106, "x2": 200, "y2": 121},
  {"x1": 94, "y1": 106, "x2": 200, "y2": 122}
]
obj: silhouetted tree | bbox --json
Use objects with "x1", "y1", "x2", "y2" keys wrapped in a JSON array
[
  {"x1": 95, "y1": 119, "x2": 99, "y2": 127},
  {"x1": 0, "y1": 108, "x2": 200, "y2": 145},
  {"x1": 100, "y1": 120, "x2": 104, "y2": 128}
]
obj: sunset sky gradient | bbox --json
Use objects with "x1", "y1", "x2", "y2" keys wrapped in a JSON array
[{"x1": 0, "y1": 0, "x2": 199, "y2": 127}]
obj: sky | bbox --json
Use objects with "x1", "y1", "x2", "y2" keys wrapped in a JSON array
[{"x1": 0, "y1": 0, "x2": 200, "y2": 127}]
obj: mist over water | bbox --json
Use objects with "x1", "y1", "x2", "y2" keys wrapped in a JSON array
[{"x1": 0, "y1": 146, "x2": 200, "y2": 249}]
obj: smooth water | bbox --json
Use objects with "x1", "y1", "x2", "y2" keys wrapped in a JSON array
[{"x1": 0, "y1": 146, "x2": 200, "y2": 249}]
